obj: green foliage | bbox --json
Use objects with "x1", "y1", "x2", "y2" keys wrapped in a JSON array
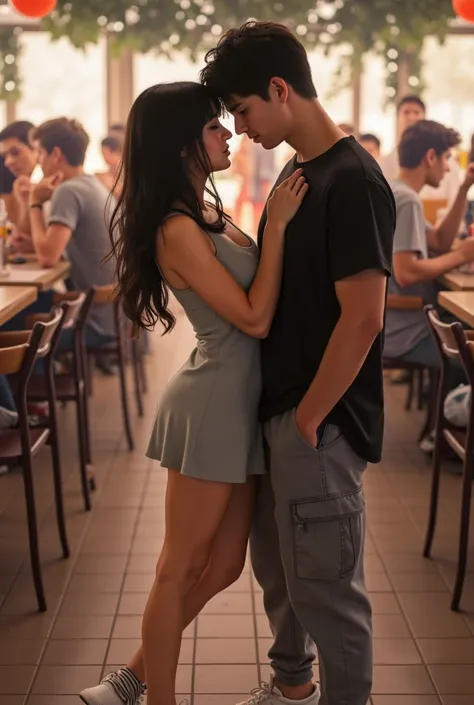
[{"x1": 0, "y1": 0, "x2": 457, "y2": 102}]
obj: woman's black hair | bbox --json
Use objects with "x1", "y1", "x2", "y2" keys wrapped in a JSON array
[{"x1": 108, "y1": 81, "x2": 226, "y2": 335}]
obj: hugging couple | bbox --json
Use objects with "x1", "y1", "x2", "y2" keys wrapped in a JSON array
[{"x1": 80, "y1": 20, "x2": 395, "y2": 705}]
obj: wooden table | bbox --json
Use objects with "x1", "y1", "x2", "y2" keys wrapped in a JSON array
[
  {"x1": 439, "y1": 271, "x2": 474, "y2": 291},
  {"x1": 0, "y1": 260, "x2": 71, "y2": 291},
  {"x1": 438, "y1": 291, "x2": 474, "y2": 327},
  {"x1": 0, "y1": 286, "x2": 37, "y2": 326}
]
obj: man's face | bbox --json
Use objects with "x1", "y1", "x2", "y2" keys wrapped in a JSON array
[
  {"x1": 32, "y1": 140, "x2": 59, "y2": 178},
  {"x1": 398, "y1": 102, "x2": 425, "y2": 135},
  {"x1": 360, "y1": 139, "x2": 380, "y2": 160},
  {"x1": 425, "y1": 148, "x2": 451, "y2": 188},
  {"x1": 227, "y1": 81, "x2": 290, "y2": 151},
  {"x1": 0, "y1": 137, "x2": 37, "y2": 178}
]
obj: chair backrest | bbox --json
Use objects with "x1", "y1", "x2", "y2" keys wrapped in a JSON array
[
  {"x1": 53, "y1": 289, "x2": 95, "y2": 335},
  {"x1": 0, "y1": 342, "x2": 30, "y2": 376},
  {"x1": 424, "y1": 305, "x2": 460, "y2": 363},
  {"x1": 34, "y1": 307, "x2": 65, "y2": 360},
  {"x1": 387, "y1": 294, "x2": 424, "y2": 311}
]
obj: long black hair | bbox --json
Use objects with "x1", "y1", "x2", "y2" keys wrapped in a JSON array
[{"x1": 109, "y1": 81, "x2": 226, "y2": 335}]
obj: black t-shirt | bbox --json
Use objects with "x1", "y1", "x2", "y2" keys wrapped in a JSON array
[{"x1": 257, "y1": 136, "x2": 395, "y2": 463}]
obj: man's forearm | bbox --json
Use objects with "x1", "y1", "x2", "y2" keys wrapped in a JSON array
[
  {"x1": 296, "y1": 314, "x2": 381, "y2": 434},
  {"x1": 434, "y1": 185, "x2": 469, "y2": 252},
  {"x1": 29, "y1": 206, "x2": 49, "y2": 258}
]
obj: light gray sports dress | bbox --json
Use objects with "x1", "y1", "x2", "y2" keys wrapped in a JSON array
[{"x1": 146, "y1": 221, "x2": 265, "y2": 483}]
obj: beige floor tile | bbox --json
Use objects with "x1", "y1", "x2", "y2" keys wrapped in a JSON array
[
  {"x1": 198, "y1": 615, "x2": 255, "y2": 638},
  {"x1": 66, "y1": 573, "x2": 124, "y2": 593},
  {"x1": 390, "y1": 572, "x2": 448, "y2": 592},
  {"x1": 28, "y1": 698, "x2": 85, "y2": 704},
  {"x1": 194, "y1": 664, "x2": 259, "y2": 693},
  {"x1": 202, "y1": 592, "x2": 253, "y2": 614},
  {"x1": 0, "y1": 665, "x2": 35, "y2": 694},
  {"x1": 372, "y1": 665, "x2": 435, "y2": 694},
  {"x1": 42, "y1": 639, "x2": 108, "y2": 665},
  {"x1": 418, "y1": 639, "x2": 474, "y2": 664},
  {"x1": 74, "y1": 555, "x2": 128, "y2": 574},
  {"x1": 106, "y1": 639, "x2": 142, "y2": 665},
  {"x1": 370, "y1": 593, "x2": 402, "y2": 615},
  {"x1": 374, "y1": 639, "x2": 422, "y2": 665},
  {"x1": 0, "y1": 639, "x2": 44, "y2": 665},
  {"x1": 122, "y1": 573, "x2": 154, "y2": 593},
  {"x1": 32, "y1": 665, "x2": 102, "y2": 694},
  {"x1": 373, "y1": 614, "x2": 411, "y2": 639},
  {"x1": 429, "y1": 665, "x2": 474, "y2": 694},
  {"x1": 60, "y1": 592, "x2": 120, "y2": 615},
  {"x1": 371, "y1": 698, "x2": 440, "y2": 705},
  {"x1": 194, "y1": 696, "x2": 252, "y2": 705},
  {"x1": 195, "y1": 638, "x2": 257, "y2": 664},
  {"x1": 51, "y1": 614, "x2": 114, "y2": 640},
  {"x1": 399, "y1": 594, "x2": 471, "y2": 638}
]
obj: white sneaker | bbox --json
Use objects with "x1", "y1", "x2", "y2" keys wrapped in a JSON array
[
  {"x1": 79, "y1": 670, "x2": 145, "y2": 705},
  {"x1": 237, "y1": 676, "x2": 320, "y2": 705}
]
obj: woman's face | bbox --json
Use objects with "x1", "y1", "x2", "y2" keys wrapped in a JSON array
[{"x1": 202, "y1": 117, "x2": 232, "y2": 173}]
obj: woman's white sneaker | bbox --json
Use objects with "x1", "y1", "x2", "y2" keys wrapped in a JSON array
[{"x1": 79, "y1": 669, "x2": 145, "y2": 705}]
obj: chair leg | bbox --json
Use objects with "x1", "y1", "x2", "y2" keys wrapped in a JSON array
[
  {"x1": 131, "y1": 339, "x2": 144, "y2": 418},
  {"x1": 75, "y1": 386, "x2": 92, "y2": 511},
  {"x1": 138, "y1": 335, "x2": 148, "y2": 394},
  {"x1": 405, "y1": 369, "x2": 415, "y2": 411},
  {"x1": 117, "y1": 344, "x2": 134, "y2": 451},
  {"x1": 85, "y1": 353, "x2": 93, "y2": 398},
  {"x1": 417, "y1": 368, "x2": 425, "y2": 410},
  {"x1": 418, "y1": 369, "x2": 439, "y2": 443},
  {"x1": 21, "y1": 451, "x2": 47, "y2": 612},
  {"x1": 451, "y1": 447, "x2": 474, "y2": 611},
  {"x1": 46, "y1": 372, "x2": 70, "y2": 559},
  {"x1": 423, "y1": 369, "x2": 443, "y2": 559},
  {"x1": 423, "y1": 431, "x2": 443, "y2": 559}
]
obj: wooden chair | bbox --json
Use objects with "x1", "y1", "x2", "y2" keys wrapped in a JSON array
[
  {"x1": 0, "y1": 309, "x2": 68, "y2": 612},
  {"x1": 384, "y1": 294, "x2": 439, "y2": 441},
  {"x1": 86, "y1": 285, "x2": 146, "y2": 451},
  {"x1": 24, "y1": 291, "x2": 95, "y2": 512},
  {"x1": 423, "y1": 305, "x2": 474, "y2": 611}
]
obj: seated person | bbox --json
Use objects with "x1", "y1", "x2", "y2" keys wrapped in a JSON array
[
  {"x1": 8, "y1": 118, "x2": 116, "y2": 351},
  {"x1": 0, "y1": 120, "x2": 39, "y2": 253},
  {"x1": 359, "y1": 133, "x2": 381, "y2": 161},
  {"x1": 96, "y1": 134, "x2": 123, "y2": 199},
  {"x1": 385, "y1": 119, "x2": 474, "y2": 368}
]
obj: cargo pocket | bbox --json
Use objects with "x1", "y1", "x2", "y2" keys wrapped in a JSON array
[{"x1": 291, "y1": 488, "x2": 365, "y2": 582}]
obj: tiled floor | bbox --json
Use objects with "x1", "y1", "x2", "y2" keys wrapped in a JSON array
[{"x1": 1, "y1": 313, "x2": 474, "y2": 705}]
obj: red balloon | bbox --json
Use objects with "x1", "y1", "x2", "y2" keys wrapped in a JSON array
[
  {"x1": 453, "y1": 0, "x2": 474, "y2": 23},
  {"x1": 10, "y1": 0, "x2": 57, "y2": 19}
]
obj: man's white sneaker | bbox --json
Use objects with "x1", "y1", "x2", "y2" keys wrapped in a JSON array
[
  {"x1": 237, "y1": 676, "x2": 320, "y2": 705},
  {"x1": 79, "y1": 669, "x2": 145, "y2": 705}
]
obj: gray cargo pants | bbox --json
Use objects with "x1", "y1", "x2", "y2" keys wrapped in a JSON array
[{"x1": 251, "y1": 409, "x2": 372, "y2": 705}]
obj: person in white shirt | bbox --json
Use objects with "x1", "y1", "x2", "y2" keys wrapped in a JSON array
[{"x1": 380, "y1": 95, "x2": 464, "y2": 207}]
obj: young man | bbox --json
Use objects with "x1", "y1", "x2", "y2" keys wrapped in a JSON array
[
  {"x1": 25, "y1": 118, "x2": 115, "y2": 347},
  {"x1": 380, "y1": 94, "x2": 464, "y2": 208},
  {"x1": 79, "y1": 22, "x2": 395, "y2": 705},
  {"x1": 359, "y1": 133, "x2": 381, "y2": 161},
  {"x1": 0, "y1": 120, "x2": 39, "y2": 251},
  {"x1": 384, "y1": 120, "x2": 474, "y2": 367},
  {"x1": 198, "y1": 22, "x2": 395, "y2": 705}
]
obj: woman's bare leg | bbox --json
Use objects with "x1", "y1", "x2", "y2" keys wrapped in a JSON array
[{"x1": 127, "y1": 479, "x2": 255, "y2": 688}]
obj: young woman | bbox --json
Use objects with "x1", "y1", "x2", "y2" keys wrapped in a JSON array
[{"x1": 80, "y1": 81, "x2": 307, "y2": 705}]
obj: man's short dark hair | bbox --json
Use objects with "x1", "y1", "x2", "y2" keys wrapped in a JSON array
[
  {"x1": 360, "y1": 133, "x2": 381, "y2": 150},
  {"x1": 398, "y1": 120, "x2": 461, "y2": 169},
  {"x1": 101, "y1": 136, "x2": 122, "y2": 153},
  {"x1": 31, "y1": 118, "x2": 89, "y2": 167},
  {"x1": 0, "y1": 120, "x2": 34, "y2": 146},
  {"x1": 397, "y1": 94, "x2": 426, "y2": 114},
  {"x1": 200, "y1": 21, "x2": 317, "y2": 104}
]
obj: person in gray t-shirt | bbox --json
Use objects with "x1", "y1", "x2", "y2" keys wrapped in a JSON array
[
  {"x1": 25, "y1": 118, "x2": 116, "y2": 346},
  {"x1": 385, "y1": 120, "x2": 474, "y2": 366}
]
